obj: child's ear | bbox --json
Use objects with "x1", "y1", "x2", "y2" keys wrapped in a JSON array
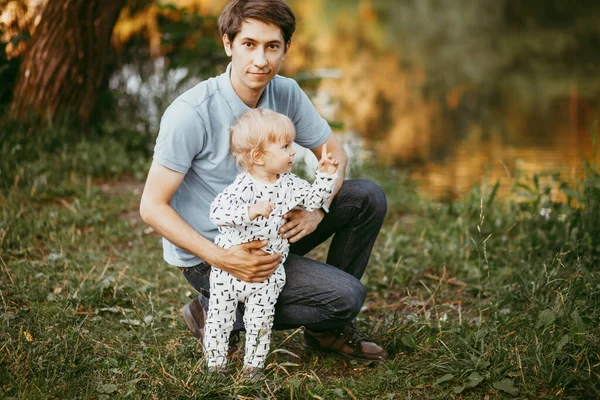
[{"x1": 251, "y1": 149, "x2": 265, "y2": 165}]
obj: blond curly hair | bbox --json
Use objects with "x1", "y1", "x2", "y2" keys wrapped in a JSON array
[{"x1": 230, "y1": 109, "x2": 296, "y2": 171}]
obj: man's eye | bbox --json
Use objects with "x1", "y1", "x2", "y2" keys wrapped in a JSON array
[
  {"x1": 269, "y1": 44, "x2": 279, "y2": 50},
  {"x1": 244, "y1": 42, "x2": 253, "y2": 47}
]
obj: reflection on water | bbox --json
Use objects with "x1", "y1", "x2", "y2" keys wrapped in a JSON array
[{"x1": 283, "y1": 0, "x2": 600, "y2": 199}]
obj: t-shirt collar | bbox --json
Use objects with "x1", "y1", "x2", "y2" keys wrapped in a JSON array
[{"x1": 218, "y1": 62, "x2": 270, "y2": 115}]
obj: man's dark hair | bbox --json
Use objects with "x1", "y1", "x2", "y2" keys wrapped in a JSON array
[{"x1": 218, "y1": 0, "x2": 296, "y2": 46}]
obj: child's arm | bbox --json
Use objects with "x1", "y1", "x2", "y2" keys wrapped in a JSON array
[
  {"x1": 210, "y1": 190, "x2": 275, "y2": 226},
  {"x1": 291, "y1": 171, "x2": 338, "y2": 211},
  {"x1": 210, "y1": 191, "x2": 251, "y2": 226},
  {"x1": 317, "y1": 142, "x2": 339, "y2": 175},
  {"x1": 293, "y1": 144, "x2": 339, "y2": 211},
  {"x1": 248, "y1": 202, "x2": 276, "y2": 220}
]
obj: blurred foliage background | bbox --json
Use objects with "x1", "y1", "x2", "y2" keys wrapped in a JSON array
[
  {"x1": 1, "y1": 0, "x2": 599, "y2": 199},
  {"x1": 1, "y1": 2, "x2": 599, "y2": 398}
]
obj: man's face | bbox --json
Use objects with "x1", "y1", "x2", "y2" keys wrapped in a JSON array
[{"x1": 223, "y1": 18, "x2": 289, "y2": 105}]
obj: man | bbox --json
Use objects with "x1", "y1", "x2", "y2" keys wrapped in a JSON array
[{"x1": 140, "y1": 0, "x2": 388, "y2": 363}]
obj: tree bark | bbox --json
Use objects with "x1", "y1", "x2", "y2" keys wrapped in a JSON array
[{"x1": 11, "y1": 0, "x2": 125, "y2": 128}]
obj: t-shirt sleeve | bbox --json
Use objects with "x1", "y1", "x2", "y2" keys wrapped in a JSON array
[
  {"x1": 153, "y1": 100, "x2": 206, "y2": 174},
  {"x1": 288, "y1": 80, "x2": 331, "y2": 150}
]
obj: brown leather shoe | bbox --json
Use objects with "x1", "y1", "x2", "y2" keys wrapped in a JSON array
[
  {"x1": 182, "y1": 298, "x2": 206, "y2": 340},
  {"x1": 304, "y1": 325, "x2": 388, "y2": 364},
  {"x1": 181, "y1": 298, "x2": 240, "y2": 355}
]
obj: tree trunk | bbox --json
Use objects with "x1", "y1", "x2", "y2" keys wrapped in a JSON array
[{"x1": 11, "y1": 0, "x2": 125, "y2": 128}]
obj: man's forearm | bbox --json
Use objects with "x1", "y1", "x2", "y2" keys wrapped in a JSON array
[
  {"x1": 141, "y1": 201, "x2": 281, "y2": 282},
  {"x1": 141, "y1": 203, "x2": 223, "y2": 267}
]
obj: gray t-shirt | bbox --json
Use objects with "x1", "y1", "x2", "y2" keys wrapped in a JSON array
[{"x1": 153, "y1": 63, "x2": 331, "y2": 267}]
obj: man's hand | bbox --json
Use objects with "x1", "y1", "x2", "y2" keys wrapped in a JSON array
[
  {"x1": 279, "y1": 208, "x2": 324, "y2": 243},
  {"x1": 215, "y1": 240, "x2": 281, "y2": 282},
  {"x1": 318, "y1": 143, "x2": 339, "y2": 175},
  {"x1": 249, "y1": 201, "x2": 275, "y2": 220}
]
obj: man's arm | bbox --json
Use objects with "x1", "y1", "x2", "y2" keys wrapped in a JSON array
[
  {"x1": 310, "y1": 138, "x2": 347, "y2": 207},
  {"x1": 140, "y1": 161, "x2": 281, "y2": 282},
  {"x1": 279, "y1": 134, "x2": 347, "y2": 243}
]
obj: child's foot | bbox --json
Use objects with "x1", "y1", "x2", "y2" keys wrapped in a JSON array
[{"x1": 242, "y1": 367, "x2": 265, "y2": 382}]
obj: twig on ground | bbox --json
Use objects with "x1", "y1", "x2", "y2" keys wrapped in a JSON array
[
  {"x1": 0, "y1": 255, "x2": 14, "y2": 285},
  {"x1": 73, "y1": 264, "x2": 97, "y2": 299},
  {"x1": 423, "y1": 272, "x2": 467, "y2": 287}
]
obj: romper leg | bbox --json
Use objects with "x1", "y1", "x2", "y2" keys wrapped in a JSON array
[
  {"x1": 242, "y1": 267, "x2": 286, "y2": 368},
  {"x1": 204, "y1": 268, "x2": 237, "y2": 368}
]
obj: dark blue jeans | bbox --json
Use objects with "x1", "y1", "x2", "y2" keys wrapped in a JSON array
[{"x1": 183, "y1": 179, "x2": 387, "y2": 332}]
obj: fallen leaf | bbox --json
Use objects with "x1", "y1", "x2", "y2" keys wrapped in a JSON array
[
  {"x1": 536, "y1": 309, "x2": 556, "y2": 328},
  {"x1": 436, "y1": 373, "x2": 454, "y2": 385},
  {"x1": 120, "y1": 319, "x2": 141, "y2": 326},
  {"x1": 102, "y1": 384, "x2": 118, "y2": 394},
  {"x1": 493, "y1": 378, "x2": 518, "y2": 396}
]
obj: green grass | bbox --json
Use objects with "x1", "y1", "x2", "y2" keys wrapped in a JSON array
[{"x1": 1, "y1": 119, "x2": 599, "y2": 399}]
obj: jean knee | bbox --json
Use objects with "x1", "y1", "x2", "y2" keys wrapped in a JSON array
[
  {"x1": 351, "y1": 280, "x2": 367, "y2": 316},
  {"x1": 355, "y1": 179, "x2": 387, "y2": 220},
  {"x1": 330, "y1": 278, "x2": 366, "y2": 322}
]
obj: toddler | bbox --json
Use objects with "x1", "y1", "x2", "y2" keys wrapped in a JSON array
[{"x1": 205, "y1": 108, "x2": 339, "y2": 378}]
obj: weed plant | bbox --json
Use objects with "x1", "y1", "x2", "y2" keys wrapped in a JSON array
[{"x1": 1, "y1": 119, "x2": 599, "y2": 399}]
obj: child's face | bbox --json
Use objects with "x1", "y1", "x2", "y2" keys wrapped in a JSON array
[{"x1": 262, "y1": 138, "x2": 296, "y2": 176}]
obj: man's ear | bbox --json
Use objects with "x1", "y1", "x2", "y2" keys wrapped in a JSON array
[
  {"x1": 223, "y1": 34, "x2": 232, "y2": 57},
  {"x1": 251, "y1": 149, "x2": 265, "y2": 165},
  {"x1": 283, "y1": 40, "x2": 292, "y2": 57}
]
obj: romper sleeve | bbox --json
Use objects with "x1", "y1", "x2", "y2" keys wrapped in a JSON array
[
  {"x1": 288, "y1": 171, "x2": 338, "y2": 212},
  {"x1": 209, "y1": 183, "x2": 252, "y2": 227}
]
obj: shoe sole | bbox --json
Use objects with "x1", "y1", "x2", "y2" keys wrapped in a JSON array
[
  {"x1": 182, "y1": 303, "x2": 205, "y2": 341},
  {"x1": 303, "y1": 344, "x2": 386, "y2": 365}
]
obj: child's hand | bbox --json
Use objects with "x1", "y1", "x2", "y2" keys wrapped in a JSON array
[
  {"x1": 249, "y1": 201, "x2": 276, "y2": 220},
  {"x1": 318, "y1": 143, "x2": 339, "y2": 175}
]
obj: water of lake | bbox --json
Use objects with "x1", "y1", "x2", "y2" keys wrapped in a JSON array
[
  {"x1": 112, "y1": 0, "x2": 600, "y2": 199},
  {"x1": 283, "y1": 0, "x2": 600, "y2": 199}
]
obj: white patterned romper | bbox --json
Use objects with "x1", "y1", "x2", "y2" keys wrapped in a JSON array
[{"x1": 206, "y1": 171, "x2": 337, "y2": 368}]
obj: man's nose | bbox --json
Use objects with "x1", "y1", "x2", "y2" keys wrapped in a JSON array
[{"x1": 253, "y1": 49, "x2": 268, "y2": 68}]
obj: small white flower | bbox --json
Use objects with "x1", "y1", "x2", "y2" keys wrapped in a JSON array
[{"x1": 540, "y1": 208, "x2": 551, "y2": 220}]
